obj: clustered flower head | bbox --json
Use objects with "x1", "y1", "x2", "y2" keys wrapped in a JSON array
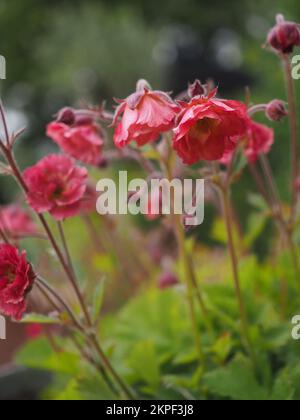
[
  {"x1": 0, "y1": 244, "x2": 35, "y2": 321},
  {"x1": 23, "y1": 154, "x2": 88, "y2": 221},
  {"x1": 267, "y1": 14, "x2": 300, "y2": 55},
  {"x1": 47, "y1": 108, "x2": 105, "y2": 166}
]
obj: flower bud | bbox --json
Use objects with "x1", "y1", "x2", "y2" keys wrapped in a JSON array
[
  {"x1": 266, "y1": 100, "x2": 288, "y2": 121},
  {"x1": 267, "y1": 15, "x2": 300, "y2": 54},
  {"x1": 188, "y1": 79, "x2": 206, "y2": 98},
  {"x1": 158, "y1": 271, "x2": 179, "y2": 290},
  {"x1": 57, "y1": 107, "x2": 76, "y2": 126}
]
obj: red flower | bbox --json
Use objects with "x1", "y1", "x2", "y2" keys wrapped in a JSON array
[
  {"x1": 244, "y1": 120, "x2": 274, "y2": 163},
  {"x1": 0, "y1": 205, "x2": 37, "y2": 240},
  {"x1": 113, "y1": 79, "x2": 180, "y2": 148},
  {"x1": 220, "y1": 119, "x2": 274, "y2": 165},
  {"x1": 47, "y1": 121, "x2": 104, "y2": 166},
  {"x1": 0, "y1": 244, "x2": 35, "y2": 321},
  {"x1": 158, "y1": 272, "x2": 179, "y2": 290},
  {"x1": 173, "y1": 90, "x2": 248, "y2": 164},
  {"x1": 26, "y1": 323, "x2": 43, "y2": 340},
  {"x1": 267, "y1": 15, "x2": 300, "y2": 54},
  {"x1": 23, "y1": 155, "x2": 87, "y2": 221}
]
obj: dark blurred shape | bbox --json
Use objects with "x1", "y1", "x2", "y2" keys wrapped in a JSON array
[
  {"x1": 0, "y1": 366, "x2": 51, "y2": 400},
  {"x1": 162, "y1": 26, "x2": 253, "y2": 95}
]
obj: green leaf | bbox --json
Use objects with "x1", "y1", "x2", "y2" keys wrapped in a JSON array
[
  {"x1": 92, "y1": 278, "x2": 106, "y2": 322},
  {"x1": 15, "y1": 337, "x2": 80, "y2": 375},
  {"x1": 247, "y1": 193, "x2": 268, "y2": 212},
  {"x1": 211, "y1": 333, "x2": 233, "y2": 364},
  {"x1": 93, "y1": 254, "x2": 115, "y2": 274},
  {"x1": 128, "y1": 340, "x2": 160, "y2": 389},
  {"x1": 271, "y1": 370, "x2": 295, "y2": 401},
  {"x1": 244, "y1": 213, "x2": 268, "y2": 249},
  {"x1": 20, "y1": 313, "x2": 60, "y2": 324},
  {"x1": 203, "y1": 355, "x2": 268, "y2": 400},
  {"x1": 76, "y1": 372, "x2": 116, "y2": 400},
  {"x1": 54, "y1": 379, "x2": 83, "y2": 401}
]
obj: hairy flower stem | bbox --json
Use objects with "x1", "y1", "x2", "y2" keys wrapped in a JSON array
[
  {"x1": 174, "y1": 215, "x2": 204, "y2": 364},
  {"x1": 259, "y1": 155, "x2": 300, "y2": 284},
  {"x1": 163, "y1": 154, "x2": 204, "y2": 364},
  {"x1": 212, "y1": 163, "x2": 256, "y2": 368},
  {"x1": 57, "y1": 221, "x2": 76, "y2": 277},
  {"x1": 283, "y1": 55, "x2": 299, "y2": 221},
  {"x1": 68, "y1": 333, "x2": 118, "y2": 396},
  {"x1": 218, "y1": 183, "x2": 256, "y2": 366}
]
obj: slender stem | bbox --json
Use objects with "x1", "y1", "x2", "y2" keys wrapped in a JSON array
[
  {"x1": 37, "y1": 280, "x2": 117, "y2": 395},
  {"x1": 174, "y1": 216, "x2": 204, "y2": 363},
  {"x1": 163, "y1": 154, "x2": 204, "y2": 362},
  {"x1": 36, "y1": 277, "x2": 83, "y2": 331},
  {"x1": 249, "y1": 163, "x2": 273, "y2": 208},
  {"x1": 36, "y1": 281, "x2": 62, "y2": 314},
  {"x1": 88, "y1": 334, "x2": 136, "y2": 399},
  {"x1": 259, "y1": 154, "x2": 282, "y2": 216},
  {"x1": 57, "y1": 221, "x2": 76, "y2": 277},
  {"x1": 68, "y1": 333, "x2": 118, "y2": 396},
  {"x1": 257, "y1": 155, "x2": 300, "y2": 284},
  {"x1": 283, "y1": 56, "x2": 299, "y2": 221},
  {"x1": 285, "y1": 231, "x2": 300, "y2": 284},
  {"x1": 38, "y1": 214, "x2": 92, "y2": 325},
  {"x1": 0, "y1": 99, "x2": 10, "y2": 147},
  {"x1": 219, "y1": 186, "x2": 256, "y2": 364}
]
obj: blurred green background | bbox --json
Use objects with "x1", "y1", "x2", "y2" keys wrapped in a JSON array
[{"x1": 0, "y1": 0, "x2": 299, "y2": 205}]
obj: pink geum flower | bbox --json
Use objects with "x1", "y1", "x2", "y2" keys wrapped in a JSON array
[
  {"x1": 244, "y1": 120, "x2": 274, "y2": 163},
  {"x1": 220, "y1": 119, "x2": 274, "y2": 165},
  {"x1": 113, "y1": 79, "x2": 180, "y2": 148},
  {"x1": 47, "y1": 119, "x2": 105, "y2": 166},
  {"x1": 0, "y1": 205, "x2": 37, "y2": 240},
  {"x1": 173, "y1": 89, "x2": 248, "y2": 164},
  {"x1": 23, "y1": 155, "x2": 87, "y2": 221},
  {"x1": 0, "y1": 244, "x2": 35, "y2": 321}
]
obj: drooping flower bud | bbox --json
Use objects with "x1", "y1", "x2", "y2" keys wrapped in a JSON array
[
  {"x1": 57, "y1": 107, "x2": 76, "y2": 126},
  {"x1": 266, "y1": 100, "x2": 288, "y2": 121},
  {"x1": 188, "y1": 79, "x2": 206, "y2": 98},
  {"x1": 158, "y1": 271, "x2": 179, "y2": 290},
  {"x1": 267, "y1": 15, "x2": 300, "y2": 55}
]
